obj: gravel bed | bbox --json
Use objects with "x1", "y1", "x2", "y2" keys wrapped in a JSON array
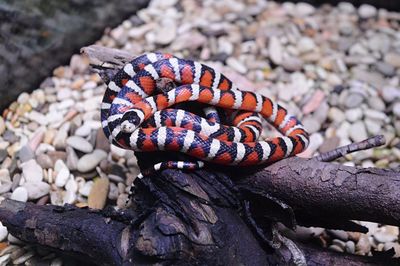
[{"x1": 0, "y1": 0, "x2": 400, "y2": 264}]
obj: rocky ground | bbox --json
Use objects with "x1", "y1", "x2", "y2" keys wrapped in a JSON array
[{"x1": 0, "y1": 0, "x2": 400, "y2": 264}]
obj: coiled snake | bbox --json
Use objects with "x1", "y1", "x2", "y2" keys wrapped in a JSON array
[{"x1": 100, "y1": 52, "x2": 309, "y2": 194}]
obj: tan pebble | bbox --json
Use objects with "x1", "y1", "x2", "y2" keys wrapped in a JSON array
[
  {"x1": 75, "y1": 202, "x2": 88, "y2": 208},
  {"x1": 88, "y1": 177, "x2": 109, "y2": 209},
  {"x1": 348, "y1": 232, "x2": 361, "y2": 242},
  {"x1": 117, "y1": 194, "x2": 129, "y2": 209},
  {"x1": 356, "y1": 235, "x2": 371, "y2": 254},
  {"x1": 0, "y1": 117, "x2": 5, "y2": 135},
  {"x1": 71, "y1": 78, "x2": 85, "y2": 90},
  {"x1": 44, "y1": 129, "x2": 56, "y2": 144}
]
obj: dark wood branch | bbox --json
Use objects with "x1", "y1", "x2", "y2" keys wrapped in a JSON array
[
  {"x1": 236, "y1": 157, "x2": 400, "y2": 228},
  {"x1": 315, "y1": 135, "x2": 386, "y2": 162}
]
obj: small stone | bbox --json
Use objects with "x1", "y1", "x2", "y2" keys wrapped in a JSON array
[
  {"x1": 297, "y1": 37, "x2": 316, "y2": 54},
  {"x1": 356, "y1": 235, "x2": 371, "y2": 254},
  {"x1": 345, "y1": 108, "x2": 363, "y2": 122},
  {"x1": 358, "y1": 4, "x2": 377, "y2": 19},
  {"x1": 108, "y1": 182, "x2": 119, "y2": 200},
  {"x1": 36, "y1": 153, "x2": 54, "y2": 169},
  {"x1": 17, "y1": 145, "x2": 35, "y2": 163},
  {"x1": 154, "y1": 20, "x2": 176, "y2": 45},
  {"x1": 282, "y1": 57, "x2": 303, "y2": 72},
  {"x1": 393, "y1": 102, "x2": 400, "y2": 118},
  {"x1": 66, "y1": 136, "x2": 93, "y2": 153},
  {"x1": 77, "y1": 149, "x2": 107, "y2": 173},
  {"x1": 295, "y1": 2, "x2": 315, "y2": 17},
  {"x1": 75, "y1": 124, "x2": 91, "y2": 137},
  {"x1": 0, "y1": 117, "x2": 5, "y2": 135},
  {"x1": 117, "y1": 194, "x2": 129, "y2": 209},
  {"x1": 88, "y1": 177, "x2": 110, "y2": 209},
  {"x1": 382, "y1": 87, "x2": 400, "y2": 103},
  {"x1": 23, "y1": 182, "x2": 50, "y2": 200},
  {"x1": 384, "y1": 53, "x2": 400, "y2": 68},
  {"x1": 302, "y1": 117, "x2": 320, "y2": 134},
  {"x1": 10, "y1": 187, "x2": 28, "y2": 202},
  {"x1": 368, "y1": 97, "x2": 385, "y2": 111},
  {"x1": 55, "y1": 166, "x2": 70, "y2": 188},
  {"x1": 332, "y1": 239, "x2": 346, "y2": 249},
  {"x1": 21, "y1": 159, "x2": 43, "y2": 183},
  {"x1": 373, "y1": 231, "x2": 397, "y2": 243},
  {"x1": 268, "y1": 36, "x2": 283, "y2": 65},
  {"x1": 375, "y1": 62, "x2": 395, "y2": 77},
  {"x1": 318, "y1": 136, "x2": 340, "y2": 153},
  {"x1": 328, "y1": 229, "x2": 348, "y2": 241},
  {"x1": 346, "y1": 241, "x2": 356, "y2": 253},
  {"x1": 82, "y1": 81, "x2": 97, "y2": 90},
  {"x1": 0, "y1": 222, "x2": 8, "y2": 242},
  {"x1": 344, "y1": 93, "x2": 364, "y2": 108},
  {"x1": 63, "y1": 190, "x2": 77, "y2": 205},
  {"x1": 365, "y1": 119, "x2": 382, "y2": 135},
  {"x1": 328, "y1": 107, "x2": 346, "y2": 123},
  {"x1": 95, "y1": 130, "x2": 110, "y2": 152},
  {"x1": 338, "y1": 2, "x2": 355, "y2": 13},
  {"x1": 79, "y1": 181, "x2": 93, "y2": 197},
  {"x1": 329, "y1": 245, "x2": 344, "y2": 252},
  {"x1": 53, "y1": 122, "x2": 70, "y2": 149},
  {"x1": 226, "y1": 57, "x2": 247, "y2": 74},
  {"x1": 349, "y1": 121, "x2": 368, "y2": 142},
  {"x1": 66, "y1": 146, "x2": 78, "y2": 171},
  {"x1": 0, "y1": 150, "x2": 6, "y2": 163},
  {"x1": 17, "y1": 92, "x2": 29, "y2": 104}
]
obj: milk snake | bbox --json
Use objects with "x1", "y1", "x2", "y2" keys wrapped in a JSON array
[{"x1": 100, "y1": 52, "x2": 309, "y2": 196}]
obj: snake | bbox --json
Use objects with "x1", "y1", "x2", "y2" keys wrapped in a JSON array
[
  {"x1": 102, "y1": 53, "x2": 309, "y2": 168},
  {"x1": 101, "y1": 52, "x2": 263, "y2": 147}
]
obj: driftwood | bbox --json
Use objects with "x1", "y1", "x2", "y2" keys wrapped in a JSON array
[{"x1": 0, "y1": 45, "x2": 399, "y2": 265}]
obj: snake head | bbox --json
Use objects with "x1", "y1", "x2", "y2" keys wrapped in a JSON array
[{"x1": 120, "y1": 108, "x2": 145, "y2": 133}]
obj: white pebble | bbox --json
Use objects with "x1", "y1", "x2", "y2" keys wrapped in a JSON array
[
  {"x1": 66, "y1": 136, "x2": 93, "y2": 153},
  {"x1": 0, "y1": 222, "x2": 8, "y2": 242},
  {"x1": 10, "y1": 187, "x2": 28, "y2": 202},
  {"x1": 21, "y1": 159, "x2": 43, "y2": 183}
]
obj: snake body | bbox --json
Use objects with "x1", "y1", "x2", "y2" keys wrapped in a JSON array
[{"x1": 102, "y1": 53, "x2": 309, "y2": 167}]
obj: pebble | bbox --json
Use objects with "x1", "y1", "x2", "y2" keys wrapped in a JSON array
[
  {"x1": 226, "y1": 57, "x2": 247, "y2": 74},
  {"x1": 21, "y1": 159, "x2": 43, "y2": 183},
  {"x1": 358, "y1": 4, "x2": 377, "y2": 19},
  {"x1": 268, "y1": 37, "x2": 283, "y2": 65},
  {"x1": 302, "y1": 117, "x2": 321, "y2": 134},
  {"x1": 10, "y1": 187, "x2": 28, "y2": 202},
  {"x1": 0, "y1": 117, "x2": 5, "y2": 135},
  {"x1": 349, "y1": 121, "x2": 368, "y2": 142},
  {"x1": 18, "y1": 145, "x2": 35, "y2": 163},
  {"x1": 345, "y1": 108, "x2": 363, "y2": 122},
  {"x1": 375, "y1": 62, "x2": 395, "y2": 77},
  {"x1": 373, "y1": 231, "x2": 397, "y2": 243},
  {"x1": 295, "y1": 2, "x2": 315, "y2": 17},
  {"x1": 66, "y1": 136, "x2": 93, "y2": 153},
  {"x1": 23, "y1": 182, "x2": 50, "y2": 200},
  {"x1": 356, "y1": 235, "x2": 371, "y2": 254},
  {"x1": 0, "y1": 222, "x2": 8, "y2": 242},
  {"x1": 36, "y1": 153, "x2": 54, "y2": 169},
  {"x1": 55, "y1": 166, "x2": 70, "y2": 188},
  {"x1": 77, "y1": 149, "x2": 107, "y2": 173},
  {"x1": 384, "y1": 53, "x2": 400, "y2": 68},
  {"x1": 88, "y1": 177, "x2": 109, "y2": 209},
  {"x1": 297, "y1": 37, "x2": 316, "y2": 54},
  {"x1": 345, "y1": 241, "x2": 356, "y2": 253}
]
